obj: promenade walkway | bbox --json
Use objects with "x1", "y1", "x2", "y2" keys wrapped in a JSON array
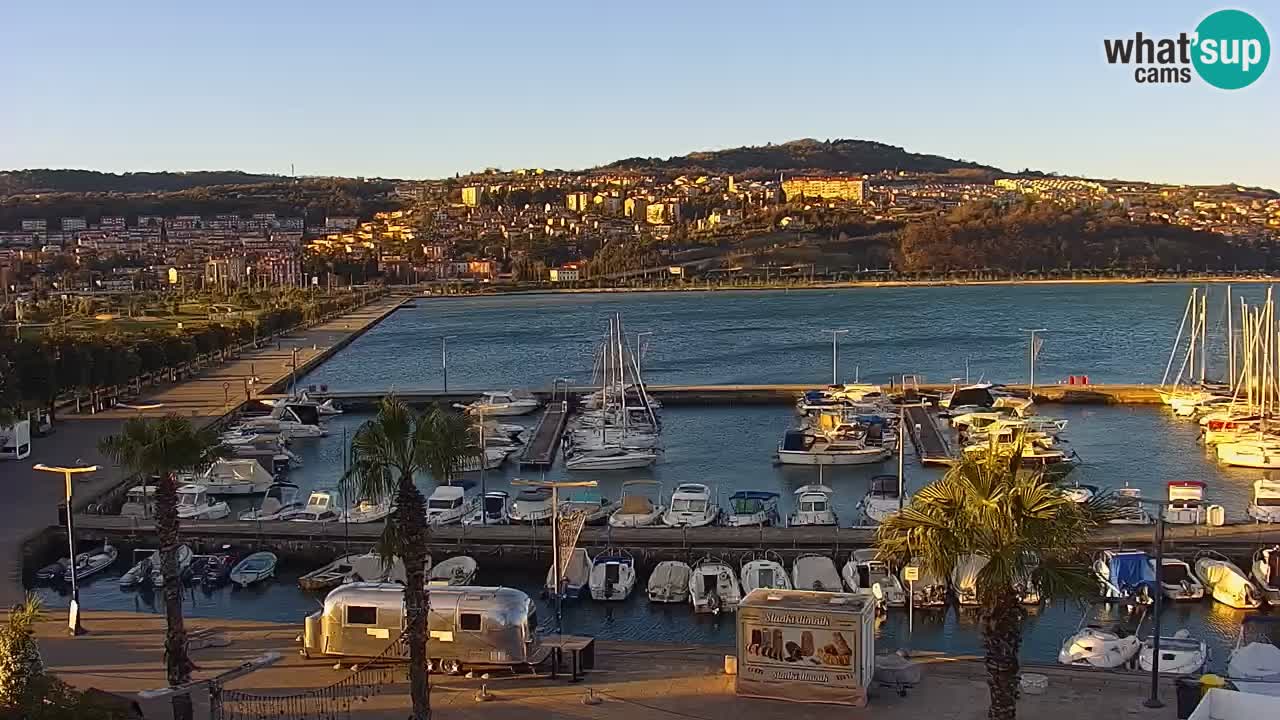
[{"x1": 1, "y1": 297, "x2": 403, "y2": 605}]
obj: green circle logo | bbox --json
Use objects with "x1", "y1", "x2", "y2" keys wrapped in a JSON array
[{"x1": 1193, "y1": 9, "x2": 1270, "y2": 89}]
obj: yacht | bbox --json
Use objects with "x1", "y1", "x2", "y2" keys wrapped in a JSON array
[
  {"x1": 841, "y1": 549, "x2": 906, "y2": 608},
  {"x1": 791, "y1": 554, "x2": 842, "y2": 592},
  {"x1": 1248, "y1": 479, "x2": 1280, "y2": 522},
  {"x1": 457, "y1": 390, "x2": 541, "y2": 417},
  {"x1": 239, "y1": 481, "x2": 302, "y2": 521},
  {"x1": 186, "y1": 459, "x2": 275, "y2": 496},
  {"x1": 1150, "y1": 556, "x2": 1205, "y2": 601},
  {"x1": 739, "y1": 552, "x2": 791, "y2": 593},
  {"x1": 861, "y1": 475, "x2": 904, "y2": 525},
  {"x1": 661, "y1": 483, "x2": 719, "y2": 528},
  {"x1": 1094, "y1": 549, "x2": 1156, "y2": 603},
  {"x1": 339, "y1": 496, "x2": 395, "y2": 524},
  {"x1": 265, "y1": 390, "x2": 342, "y2": 416},
  {"x1": 588, "y1": 549, "x2": 636, "y2": 601},
  {"x1": 689, "y1": 556, "x2": 742, "y2": 614},
  {"x1": 1138, "y1": 630, "x2": 1208, "y2": 675},
  {"x1": 1194, "y1": 551, "x2": 1263, "y2": 609},
  {"x1": 722, "y1": 490, "x2": 780, "y2": 527},
  {"x1": 1164, "y1": 481, "x2": 1207, "y2": 525},
  {"x1": 238, "y1": 403, "x2": 327, "y2": 438},
  {"x1": 609, "y1": 480, "x2": 665, "y2": 528},
  {"x1": 508, "y1": 487, "x2": 558, "y2": 524},
  {"x1": 464, "y1": 491, "x2": 511, "y2": 525},
  {"x1": 788, "y1": 485, "x2": 837, "y2": 526},
  {"x1": 1251, "y1": 545, "x2": 1280, "y2": 604},
  {"x1": 175, "y1": 484, "x2": 230, "y2": 520},
  {"x1": 647, "y1": 560, "x2": 691, "y2": 603},
  {"x1": 565, "y1": 446, "x2": 658, "y2": 471},
  {"x1": 1217, "y1": 438, "x2": 1280, "y2": 469},
  {"x1": 777, "y1": 429, "x2": 891, "y2": 466},
  {"x1": 425, "y1": 482, "x2": 479, "y2": 526},
  {"x1": 545, "y1": 548, "x2": 591, "y2": 599},
  {"x1": 290, "y1": 490, "x2": 339, "y2": 523},
  {"x1": 1109, "y1": 487, "x2": 1153, "y2": 525}
]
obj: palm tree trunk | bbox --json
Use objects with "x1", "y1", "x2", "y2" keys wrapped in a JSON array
[
  {"x1": 981, "y1": 589, "x2": 1025, "y2": 720},
  {"x1": 156, "y1": 472, "x2": 194, "y2": 720},
  {"x1": 398, "y1": 476, "x2": 430, "y2": 720}
]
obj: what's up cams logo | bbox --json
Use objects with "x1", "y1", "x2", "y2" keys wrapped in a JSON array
[{"x1": 1104, "y1": 9, "x2": 1270, "y2": 88}]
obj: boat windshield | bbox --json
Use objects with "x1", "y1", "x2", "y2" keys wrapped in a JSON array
[
  {"x1": 1257, "y1": 496, "x2": 1280, "y2": 507},
  {"x1": 428, "y1": 498, "x2": 458, "y2": 510},
  {"x1": 802, "y1": 500, "x2": 828, "y2": 512},
  {"x1": 178, "y1": 492, "x2": 199, "y2": 506},
  {"x1": 732, "y1": 498, "x2": 763, "y2": 513},
  {"x1": 672, "y1": 499, "x2": 707, "y2": 513}
]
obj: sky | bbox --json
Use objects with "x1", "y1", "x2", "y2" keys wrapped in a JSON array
[{"x1": 1, "y1": 1, "x2": 1277, "y2": 188}]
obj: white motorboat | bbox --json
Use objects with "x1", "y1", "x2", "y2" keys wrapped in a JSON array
[
  {"x1": 689, "y1": 556, "x2": 742, "y2": 614},
  {"x1": 150, "y1": 545, "x2": 194, "y2": 587},
  {"x1": 841, "y1": 549, "x2": 907, "y2": 608},
  {"x1": 1058, "y1": 627, "x2": 1140, "y2": 668},
  {"x1": 1252, "y1": 545, "x2": 1280, "y2": 604},
  {"x1": 1249, "y1": 479, "x2": 1280, "y2": 523},
  {"x1": 1152, "y1": 556, "x2": 1205, "y2": 601},
  {"x1": 788, "y1": 485, "x2": 837, "y2": 527},
  {"x1": 464, "y1": 491, "x2": 511, "y2": 525},
  {"x1": 661, "y1": 483, "x2": 719, "y2": 528},
  {"x1": 1060, "y1": 482, "x2": 1098, "y2": 504},
  {"x1": 266, "y1": 390, "x2": 343, "y2": 416},
  {"x1": 951, "y1": 554, "x2": 989, "y2": 606},
  {"x1": 339, "y1": 496, "x2": 395, "y2": 524},
  {"x1": 562, "y1": 497, "x2": 617, "y2": 525},
  {"x1": 777, "y1": 429, "x2": 891, "y2": 465},
  {"x1": 545, "y1": 548, "x2": 591, "y2": 599},
  {"x1": 428, "y1": 556, "x2": 478, "y2": 586},
  {"x1": 1202, "y1": 416, "x2": 1261, "y2": 445},
  {"x1": 609, "y1": 480, "x2": 665, "y2": 528},
  {"x1": 176, "y1": 484, "x2": 231, "y2": 520},
  {"x1": 289, "y1": 490, "x2": 340, "y2": 523},
  {"x1": 1217, "y1": 438, "x2": 1280, "y2": 469},
  {"x1": 456, "y1": 447, "x2": 510, "y2": 473},
  {"x1": 588, "y1": 549, "x2": 636, "y2": 601},
  {"x1": 509, "y1": 488, "x2": 558, "y2": 524},
  {"x1": 740, "y1": 552, "x2": 791, "y2": 594},
  {"x1": 1195, "y1": 551, "x2": 1263, "y2": 609},
  {"x1": 230, "y1": 551, "x2": 277, "y2": 587},
  {"x1": 425, "y1": 482, "x2": 479, "y2": 526},
  {"x1": 565, "y1": 446, "x2": 657, "y2": 471},
  {"x1": 1164, "y1": 481, "x2": 1207, "y2": 525},
  {"x1": 1228, "y1": 618, "x2": 1280, "y2": 697},
  {"x1": 722, "y1": 490, "x2": 780, "y2": 527},
  {"x1": 119, "y1": 549, "x2": 157, "y2": 588},
  {"x1": 902, "y1": 559, "x2": 947, "y2": 607},
  {"x1": 239, "y1": 481, "x2": 302, "y2": 521},
  {"x1": 457, "y1": 390, "x2": 541, "y2": 417},
  {"x1": 861, "y1": 475, "x2": 905, "y2": 525},
  {"x1": 1109, "y1": 487, "x2": 1153, "y2": 525},
  {"x1": 298, "y1": 552, "x2": 412, "y2": 592},
  {"x1": 1138, "y1": 630, "x2": 1208, "y2": 675},
  {"x1": 568, "y1": 427, "x2": 660, "y2": 451},
  {"x1": 647, "y1": 560, "x2": 692, "y2": 603},
  {"x1": 1094, "y1": 549, "x2": 1156, "y2": 603},
  {"x1": 238, "y1": 404, "x2": 327, "y2": 438},
  {"x1": 791, "y1": 554, "x2": 842, "y2": 592},
  {"x1": 63, "y1": 542, "x2": 117, "y2": 582},
  {"x1": 298, "y1": 554, "x2": 366, "y2": 592},
  {"x1": 187, "y1": 459, "x2": 275, "y2": 496},
  {"x1": 120, "y1": 485, "x2": 157, "y2": 519}
]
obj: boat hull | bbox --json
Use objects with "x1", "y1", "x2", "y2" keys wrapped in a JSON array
[{"x1": 776, "y1": 448, "x2": 890, "y2": 465}]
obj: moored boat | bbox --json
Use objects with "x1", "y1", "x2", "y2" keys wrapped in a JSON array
[
  {"x1": 790, "y1": 554, "x2": 842, "y2": 592},
  {"x1": 861, "y1": 474, "x2": 905, "y2": 525},
  {"x1": 239, "y1": 481, "x2": 302, "y2": 521},
  {"x1": 951, "y1": 554, "x2": 988, "y2": 606},
  {"x1": 63, "y1": 542, "x2": 117, "y2": 583},
  {"x1": 1251, "y1": 545, "x2": 1280, "y2": 604},
  {"x1": 428, "y1": 556, "x2": 479, "y2": 586},
  {"x1": 1138, "y1": 630, "x2": 1207, "y2": 675},
  {"x1": 609, "y1": 480, "x2": 665, "y2": 528},
  {"x1": 1248, "y1": 479, "x2": 1280, "y2": 522},
  {"x1": 1151, "y1": 556, "x2": 1205, "y2": 601},
  {"x1": 425, "y1": 481, "x2": 479, "y2": 527},
  {"x1": 722, "y1": 490, "x2": 780, "y2": 527},
  {"x1": 647, "y1": 560, "x2": 691, "y2": 603},
  {"x1": 1228, "y1": 617, "x2": 1280, "y2": 697},
  {"x1": 588, "y1": 549, "x2": 635, "y2": 601},
  {"x1": 545, "y1": 548, "x2": 591, "y2": 599},
  {"x1": 787, "y1": 485, "x2": 837, "y2": 527},
  {"x1": 456, "y1": 390, "x2": 540, "y2": 417},
  {"x1": 841, "y1": 549, "x2": 906, "y2": 608},
  {"x1": 689, "y1": 556, "x2": 742, "y2": 614},
  {"x1": 661, "y1": 483, "x2": 718, "y2": 528},
  {"x1": 740, "y1": 552, "x2": 791, "y2": 594},
  {"x1": 175, "y1": 484, "x2": 230, "y2": 520},
  {"x1": 1094, "y1": 549, "x2": 1156, "y2": 604},
  {"x1": 230, "y1": 551, "x2": 278, "y2": 588},
  {"x1": 1194, "y1": 551, "x2": 1263, "y2": 609}
]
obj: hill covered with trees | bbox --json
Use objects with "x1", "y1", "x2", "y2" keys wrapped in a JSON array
[{"x1": 0, "y1": 169, "x2": 293, "y2": 195}]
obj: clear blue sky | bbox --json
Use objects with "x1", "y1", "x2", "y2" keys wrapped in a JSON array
[{"x1": 2, "y1": 1, "x2": 1276, "y2": 188}]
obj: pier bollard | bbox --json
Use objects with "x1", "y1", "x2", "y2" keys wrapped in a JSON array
[
  {"x1": 582, "y1": 688, "x2": 601, "y2": 706},
  {"x1": 475, "y1": 684, "x2": 494, "y2": 702}
]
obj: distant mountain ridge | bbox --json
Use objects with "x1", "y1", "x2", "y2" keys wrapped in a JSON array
[
  {"x1": 0, "y1": 169, "x2": 287, "y2": 195},
  {"x1": 602, "y1": 138, "x2": 1002, "y2": 176}
]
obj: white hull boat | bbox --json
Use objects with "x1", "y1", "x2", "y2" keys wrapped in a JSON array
[
  {"x1": 187, "y1": 459, "x2": 275, "y2": 496},
  {"x1": 425, "y1": 482, "x2": 479, "y2": 527},
  {"x1": 546, "y1": 548, "x2": 591, "y2": 598},
  {"x1": 740, "y1": 557, "x2": 792, "y2": 594},
  {"x1": 588, "y1": 550, "x2": 636, "y2": 601},
  {"x1": 723, "y1": 490, "x2": 780, "y2": 527},
  {"x1": 239, "y1": 481, "x2": 302, "y2": 521},
  {"x1": 340, "y1": 497, "x2": 395, "y2": 524},
  {"x1": 465, "y1": 491, "x2": 511, "y2": 525},
  {"x1": 1152, "y1": 557, "x2": 1205, "y2": 601},
  {"x1": 230, "y1": 551, "x2": 277, "y2": 587},
  {"x1": 1195, "y1": 553, "x2": 1263, "y2": 609},
  {"x1": 458, "y1": 390, "x2": 540, "y2": 417},
  {"x1": 428, "y1": 556, "x2": 478, "y2": 586},
  {"x1": 63, "y1": 542, "x2": 117, "y2": 582},
  {"x1": 842, "y1": 549, "x2": 906, "y2": 608},
  {"x1": 456, "y1": 447, "x2": 509, "y2": 473},
  {"x1": 690, "y1": 558, "x2": 742, "y2": 614},
  {"x1": 1248, "y1": 479, "x2": 1280, "y2": 522},
  {"x1": 1217, "y1": 440, "x2": 1280, "y2": 469},
  {"x1": 289, "y1": 490, "x2": 339, "y2": 523},
  {"x1": 1109, "y1": 487, "x2": 1153, "y2": 525},
  {"x1": 777, "y1": 429, "x2": 891, "y2": 465},
  {"x1": 1229, "y1": 618, "x2": 1280, "y2": 697},
  {"x1": 1058, "y1": 627, "x2": 1140, "y2": 668},
  {"x1": 565, "y1": 446, "x2": 657, "y2": 470},
  {"x1": 791, "y1": 554, "x2": 842, "y2": 592},
  {"x1": 509, "y1": 488, "x2": 558, "y2": 524},
  {"x1": 861, "y1": 474, "x2": 905, "y2": 525},
  {"x1": 788, "y1": 485, "x2": 837, "y2": 526},
  {"x1": 661, "y1": 483, "x2": 719, "y2": 528},
  {"x1": 647, "y1": 560, "x2": 691, "y2": 603},
  {"x1": 1252, "y1": 546, "x2": 1280, "y2": 604},
  {"x1": 150, "y1": 545, "x2": 194, "y2": 587},
  {"x1": 1138, "y1": 631, "x2": 1207, "y2": 675},
  {"x1": 120, "y1": 549, "x2": 157, "y2": 588},
  {"x1": 609, "y1": 480, "x2": 665, "y2": 528},
  {"x1": 176, "y1": 484, "x2": 231, "y2": 520}
]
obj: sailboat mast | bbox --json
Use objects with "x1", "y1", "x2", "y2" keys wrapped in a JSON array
[
  {"x1": 1199, "y1": 290, "x2": 1207, "y2": 385},
  {"x1": 1162, "y1": 290, "x2": 1194, "y2": 388},
  {"x1": 617, "y1": 314, "x2": 629, "y2": 435},
  {"x1": 1227, "y1": 285, "x2": 1234, "y2": 391},
  {"x1": 1188, "y1": 288, "x2": 1198, "y2": 384}
]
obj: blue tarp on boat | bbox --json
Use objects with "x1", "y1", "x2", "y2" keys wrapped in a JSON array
[{"x1": 1109, "y1": 551, "x2": 1156, "y2": 596}]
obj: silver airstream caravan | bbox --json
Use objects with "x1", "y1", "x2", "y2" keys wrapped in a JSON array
[{"x1": 302, "y1": 583, "x2": 543, "y2": 673}]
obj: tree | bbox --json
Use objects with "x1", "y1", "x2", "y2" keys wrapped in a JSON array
[
  {"x1": 0, "y1": 595, "x2": 45, "y2": 708},
  {"x1": 874, "y1": 441, "x2": 1113, "y2": 720},
  {"x1": 343, "y1": 399, "x2": 480, "y2": 720},
  {"x1": 96, "y1": 416, "x2": 227, "y2": 720}
]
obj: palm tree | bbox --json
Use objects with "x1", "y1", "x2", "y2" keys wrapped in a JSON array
[
  {"x1": 97, "y1": 416, "x2": 226, "y2": 720},
  {"x1": 342, "y1": 399, "x2": 479, "y2": 720},
  {"x1": 875, "y1": 441, "x2": 1113, "y2": 720}
]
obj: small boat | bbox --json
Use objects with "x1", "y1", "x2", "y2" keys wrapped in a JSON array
[
  {"x1": 150, "y1": 545, "x2": 194, "y2": 587},
  {"x1": 175, "y1": 484, "x2": 231, "y2": 521},
  {"x1": 465, "y1": 491, "x2": 511, "y2": 525},
  {"x1": 456, "y1": 447, "x2": 511, "y2": 473},
  {"x1": 1251, "y1": 545, "x2": 1280, "y2": 604},
  {"x1": 609, "y1": 480, "x2": 665, "y2": 528},
  {"x1": 776, "y1": 429, "x2": 891, "y2": 466},
  {"x1": 1059, "y1": 627, "x2": 1141, "y2": 668},
  {"x1": 565, "y1": 446, "x2": 658, "y2": 471},
  {"x1": 239, "y1": 481, "x2": 302, "y2": 521},
  {"x1": 62, "y1": 542, "x2": 117, "y2": 583},
  {"x1": 186, "y1": 459, "x2": 275, "y2": 495},
  {"x1": 902, "y1": 559, "x2": 947, "y2": 608},
  {"x1": 289, "y1": 490, "x2": 340, "y2": 523},
  {"x1": 425, "y1": 481, "x2": 479, "y2": 526},
  {"x1": 1138, "y1": 629, "x2": 1208, "y2": 675},
  {"x1": 588, "y1": 549, "x2": 636, "y2": 601},
  {"x1": 1248, "y1": 479, "x2": 1280, "y2": 523},
  {"x1": 1094, "y1": 549, "x2": 1156, "y2": 603},
  {"x1": 1151, "y1": 556, "x2": 1205, "y2": 601},
  {"x1": 1194, "y1": 551, "x2": 1263, "y2": 609},
  {"x1": 339, "y1": 496, "x2": 395, "y2": 524},
  {"x1": 1164, "y1": 481, "x2": 1207, "y2": 525},
  {"x1": 236, "y1": 404, "x2": 327, "y2": 439},
  {"x1": 562, "y1": 497, "x2": 616, "y2": 526},
  {"x1": 428, "y1": 556, "x2": 478, "y2": 586},
  {"x1": 861, "y1": 475, "x2": 904, "y2": 525},
  {"x1": 1109, "y1": 487, "x2": 1153, "y2": 525},
  {"x1": 118, "y1": 549, "x2": 156, "y2": 588},
  {"x1": 457, "y1": 390, "x2": 541, "y2": 417},
  {"x1": 951, "y1": 554, "x2": 988, "y2": 606},
  {"x1": 841, "y1": 549, "x2": 906, "y2": 608},
  {"x1": 690, "y1": 556, "x2": 742, "y2": 614},
  {"x1": 788, "y1": 485, "x2": 837, "y2": 526},
  {"x1": 119, "y1": 485, "x2": 158, "y2": 519},
  {"x1": 546, "y1": 548, "x2": 591, "y2": 599},
  {"x1": 1218, "y1": 438, "x2": 1280, "y2": 469},
  {"x1": 740, "y1": 552, "x2": 792, "y2": 594},
  {"x1": 198, "y1": 550, "x2": 235, "y2": 588},
  {"x1": 1060, "y1": 482, "x2": 1098, "y2": 504},
  {"x1": 299, "y1": 554, "x2": 366, "y2": 592},
  {"x1": 661, "y1": 483, "x2": 719, "y2": 528},
  {"x1": 791, "y1": 554, "x2": 842, "y2": 592},
  {"x1": 265, "y1": 390, "x2": 342, "y2": 416},
  {"x1": 647, "y1": 560, "x2": 692, "y2": 603},
  {"x1": 509, "y1": 488, "x2": 557, "y2": 524},
  {"x1": 230, "y1": 551, "x2": 278, "y2": 588},
  {"x1": 34, "y1": 559, "x2": 69, "y2": 583},
  {"x1": 1228, "y1": 617, "x2": 1280, "y2": 697},
  {"x1": 722, "y1": 490, "x2": 780, "y2": 527}
]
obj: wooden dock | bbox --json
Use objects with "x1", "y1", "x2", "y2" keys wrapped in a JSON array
[
  {"x1": 903, "y1": 404, "x2": 955, "y2": 465},
  {"x1": 518, "y1": 401, "x2": 569, "y2": 469}
]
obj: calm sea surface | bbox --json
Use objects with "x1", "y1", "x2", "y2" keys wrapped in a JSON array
[{"x1": 33, "y1": 284, "x2": 1280, "y2": 668}]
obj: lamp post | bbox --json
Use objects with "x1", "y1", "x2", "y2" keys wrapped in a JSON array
[
  {"x1": 477, "y1": 407, "x2": 487, "y2": 526},
  {"x1": 1020, "y1": 328, "x2": 1047, "y2": 396},
  {"x1": 511, "y1": 478, "x2": 598, "y2": 636},
  {"x1": 33, "y1": 463, "x2": 100, "y2": 636},
  {"x1": 828, "y1": 329, "x2": 849, "y2": 386},
  {"x1": 1136, "y1": 497, "x2": 1172, "y2": 709},
  {"x1": 441, "y1": 336, "x2": 458, "y2": 393}
]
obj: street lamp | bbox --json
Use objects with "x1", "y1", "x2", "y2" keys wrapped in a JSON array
[
  {"x1": 828, "y1": 329, "x2": 849, "y2": 386},
  {"x1": 1135, "y1": 496, "x2": 1173, "y2": 709},
  {"x1": 441, "y1": 336, "x2": 458, "y2": 393},
  {"x1": 33, "y1": 462, "x2": 100, "y2": 636}
]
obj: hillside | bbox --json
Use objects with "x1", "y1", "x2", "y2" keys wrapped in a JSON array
[
  {"x1": 603, "y1": 138, "x2": 1001, "y2": 177},
  {"x1": 0, "y1": 169, "x2": 288, "y2": 196}
]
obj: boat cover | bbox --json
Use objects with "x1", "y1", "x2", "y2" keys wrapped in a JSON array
[
  {"x1": 620, "y1": 496, "x2": 654, "y2": 514},
  {"x1": 1229, "y1": 642, "x2": 1280, "y2": 697},
  {"x1": 1109, "y1": 552, "x2": 1156, "y2": 594}
]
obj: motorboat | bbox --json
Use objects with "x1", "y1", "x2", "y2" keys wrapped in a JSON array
[
  {"x1": 1151, "y1": 556, "x2": 1206, "y2": 601},
  {"x1": 1164, "y1": 481, "x2": 1207, "y2": 525},
  {"x1": 238, "y1": 403, "x2": 327, "y2": 438},
  {"x1": 1217, "y1": 438, "x2": 1280, "y2": 469},
  {"x1": 661, "y1": 483, "x2": 719, "y2": 528},
  {"x1": 339, "y1": 496, "x2": 395, "y2": 524},
  {"x1": 790, "y1": 554, "x2": 842, "y2": 592},
  {"x1": 964, "y1": 442, "x2": 1079, "y2": 481},
  {"x1": 62, "y1": 542, "x2": 117, "y2": 583},
  {"x1": 1249, "y1": 479, "x2": 1280, "y2": 523},
  {"x1": 230, "y1": 551, "x2": 278, "y2": 587},
  {"x1": 508, "y1": 487, "x2": 558, "y2": 524},
  {"x1": 464, "y1": 491, "x2": 511, "y2": 525},
  {"x1": 565, "y1": 446, "x2": 658, "y2": 471},
  {"x1": 1252, "y1": 545, "x2": 1280, "y2": 604},
  {"x1": 776, "y1": 429, "x2": 891, "y2": 465},
  {"x1": 722, "y1": 490, "x2": 780, "y2": 527},
  {"x1": 1138, "y1": 630, "x2": 1208, "y2": 675},
  {"x1": 689, "y1": 556, "x2": 742, "y2": 614},
  {"x1": 1058, "y1": 627, "x2": 1141, "y2": 668},
  {"x1": 299, "y1": 554, "x2": 367, "y2": 592},
  {"x1": 196, "y1": 550, "x2": 235, "y2": 588},
  {"x1": 1228, "y1": 617, "x2": 1280, "y2": 697},
  {"x1": 861, "y1": 475, "x2": 905, "y2": 525},
  {"x1": 951, "y1": 554, "x2": 989, "y2": 606},
  {"x1": 457, "y1": 390, "x2": 540, "y2": 417},
  {"x1": 428, "y1": 556, "x2": 479, "y2": 586},
  {"x1": 289, "y1": 490, "x2": 340, "y2": 523},
  {"x1": 187, "y1": 459, "x2": 275, "y2": 495},
  {"x1": 609, "y1": 480, "x2": 665, "y2": 528},
  {"x1": 119, "y1": 549, "x2": 156, "y2": 588},
  {"x1": 425, "y1": 481, "x2": 479, "y2": 526},
  {"x1": 902, "y1": 559, "x2": 947, "y2": 607},
  {"x1": 561, "y1": 497, "x2": 617, "y2": 526},
  {"x1": 239, "y1": 481, "x2": 302, "y2": 521},
  {"x1": 568, "y1": 427, "x2": 661, "y2": 451},
  {"x1": 1195, "y1": 551, "x2": 1263, "y2": 609},
  {"x1": 150, "y1": 545, "x2": 194, "y2": 587},
  {"x1": 788, "y1": 485, "x2": 837, "y2": 526},
  {"x1": 841, "y1": 549, "x2": 906, "y2": 608},
  {"x1": 545, "y1": 548, "x2": 591, "y2": 599},
  {"x1": 175, "y1": 484, "x2": 231, "y2": 520},
  {"x1": 265, "y1": 390, "x2": 342, "y2": 415},
  {"x1": 119, "y1": 485, "x2": 157, "y2": 519},
  {"x1": 588, "y1": 549, "x2": 636, "y2": 601},
  {"x1": 940, "y1": 382, "x2": 997, "y2": 411},
  {"x1": 740, "y1": 552, "x2": 791, "y2": 593},
  {"x1": 1094, "y1": 549, "x2": 1156, "y2": 603},
  {"x1": 1202, "y1": 416, "x2": 1261, "y2": 445},
  {"x1": 298, "y1": 553, "x2": 412, "y2": 592},
  {"x1": 1109, "y1": 487, "x2": 1153, "y2": 525},
  {"x1": 647, "y1": 560, "x2": 692, "y2": 603},
  {"x1": 456, "y1": 447, "x2": 511, "y2": 473}
]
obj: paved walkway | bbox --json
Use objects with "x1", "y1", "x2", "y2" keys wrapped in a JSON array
[
  {"x1": 24, "y1": 611, "x2": 1179, "y2": 720},
  {"x1": 1, "y1": 297, "x2": 403, "y2": 605}
]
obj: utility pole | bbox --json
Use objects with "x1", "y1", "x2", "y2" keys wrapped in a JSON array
[
  {"x1": 442, "y1": 335, "x2": 458, "y2": 392},
  {"x1": 1021, "y1": 328, "x2": 1047, "y2": 396}
]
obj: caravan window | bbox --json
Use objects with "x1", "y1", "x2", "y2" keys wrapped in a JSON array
[
  {"x1": 346, "y1": 605, "x2": 378, "y2": 625},
  {"x1": 459, "y1": 613, "x2": 482, "y2": 631}
]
